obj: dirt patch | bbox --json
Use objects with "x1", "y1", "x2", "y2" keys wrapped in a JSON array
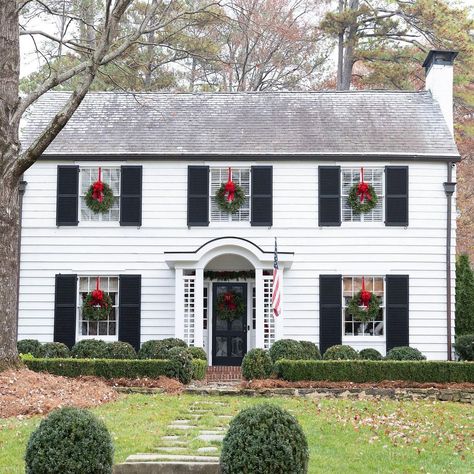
[
  {"x1": 241, "y1": 379, "x2": 474, "y2": 390},
  {"x1": 0, "y1": 369, "x2": 117, "y2": 419}
]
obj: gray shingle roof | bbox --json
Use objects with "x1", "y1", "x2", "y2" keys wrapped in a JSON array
[{"x1": 20, "y1": 90, "x2": 459, "y2": 158}]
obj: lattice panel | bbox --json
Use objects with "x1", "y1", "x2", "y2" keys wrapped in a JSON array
[
  {"x1": 263, "y1": 276, "x2": 275, "y2": 349},
  {"x1": 183, "y1": 276, "x2": 195, "y2": 346}
]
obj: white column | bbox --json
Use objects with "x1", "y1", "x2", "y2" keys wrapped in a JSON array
[
  {"x1": 175, "y1": 267, "x2": 184, "y2": 339},
  {"x1": 194, "y1": 268, "x2": 204, "y2": 348},
  {"x1": 255, "y1": 267, "x2": 264, "y2": 349},
  {"x1": 274, "y1": 268, "x2": 284, "y2": 341}
]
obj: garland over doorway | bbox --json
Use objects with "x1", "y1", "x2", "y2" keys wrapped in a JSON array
[{"x1": 204, "y1": 270, "x2": 255, "y2": 281}]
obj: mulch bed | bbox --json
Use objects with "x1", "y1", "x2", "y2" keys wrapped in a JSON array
[
  {"x1": 100, "y1": 376, "x2": 183, "y2": 393},
  {"x1": 241, "y1": 379, "x2": 474, "y2": 390}
]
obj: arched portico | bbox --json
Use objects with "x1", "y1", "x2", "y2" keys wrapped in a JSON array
[{"x1": 165, "y1": 237, "x2": 293, "y2": 365}]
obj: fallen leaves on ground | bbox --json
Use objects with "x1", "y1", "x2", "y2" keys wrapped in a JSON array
[
  {"x1": 100, "y1": 376, "x2": 183, "y2": 393},
  {"x1": 0, "y1": 369, "x2": 117, "y2": 419}
]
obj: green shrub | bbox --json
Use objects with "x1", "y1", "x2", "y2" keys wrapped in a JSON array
[
  {"x1": 221, "y1": 404, "x2": 308, "y2": 474},
  {"x1": 138, "y1": 338, "x2": 187, "y2": 359},
  {"x1": 386, "y1": 346, "x2": 426, "y2": 361},
  {"x1": 274, "y1": 360, "x2": 474, "y2": 383},
  {"x1": 187, "y1": 346, "x2": 207, "y2": 361},
  {"x1": 454, "y1": 334, "x2": 474, "y2": 361},
  {"x1": 25, "y1": 407, "x2": 113, "y2": 474},
  {"x1": 39, "y1": 342, "x2": 70, "y2": 358},
  {"x1": 359, "y1": 348, "x2": 383, "y2": 361},
  {"x1": 105, "y1": 341, "x2": 137, "y2": 359},
  {"x1": 456, "y1": 254, "x2": 474, "y2": 335},
  {"x1": 71, "y1": 339, "x2": 108, "y2": 359},
  {"x1": 298, "y1": 341, "x2": 322, "y2": 360},
  {"x1": 323, "y1": 345, "x2": 359, "y2": 360},
  {"x1": 17, "y1": 339, "x2": 42, "y2": 357},
  {"x1": 191, "y1": 359, "x2": 207, "y2": 380},
  {"x1": 241, "y1": 349, "x2": 273, "y2": 380},
  {"x1": 269, "y1": 339, "x2": 305, "y2": 363},
  {"x1": 165, "y1": 347, "x2": 193, "y2": 384}
]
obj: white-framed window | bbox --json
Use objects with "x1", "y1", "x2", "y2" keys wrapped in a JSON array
[
  {"x1": 78, "y1": 276, "x2": 119, "y2": 339},
  {"x1": 210, "y1": 167, "x2": 250, "y2": 222},
  {"x1": 342, "y1": 168, "x2": 383, "y2": 222},
  {"x1": 343, "y1": 276, "x2": 384, "y2": 337},
  {"x1": 80, "y1": 167, "x2": 120, "y2": 222}
]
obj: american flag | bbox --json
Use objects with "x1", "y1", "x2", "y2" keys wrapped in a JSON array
[{"x1": 272, "y1": 238, "x2": 282, "y2": 317}]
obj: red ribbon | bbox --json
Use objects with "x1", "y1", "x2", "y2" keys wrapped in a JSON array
[
  {"x1": 356, "y1": 168, "x2": 372, "y2": 203},
  {"x1": 91, "y1": 167, "x2": 104, "y2": 203},
  {"x1": 223, "y1": 291, "x2": 237, "y2": 311},
  {"x1": 90, "y1": 277, "x2": 106, "y2": 307},
  {"x1": 224, "y1": 167, "x2": 236, "y2": 203},
  {"x1": 359, "y1": 277, "x2": 372, "y2": 309}
]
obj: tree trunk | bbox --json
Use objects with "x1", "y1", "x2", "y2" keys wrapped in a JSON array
[
  {"x1": 340, "y1": 0, "x2": 359, "y2": 90},
  {"x1": 336, "y1": 0, "x2": 345, "y2": 90},
  {"x1": 0, "y1": 167, "x2": 21, "y2": 366}
]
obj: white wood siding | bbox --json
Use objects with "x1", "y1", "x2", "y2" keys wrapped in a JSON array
[{"x1": 18, "y1": 160, "x2": 456, "y2": 359}]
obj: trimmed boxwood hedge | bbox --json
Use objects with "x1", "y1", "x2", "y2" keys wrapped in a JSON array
[
  {"x1": 23, "y1": 357, "x2": 207, "y2": 383},
  {"x1": 274, "y1": 360, "x2": 474, "y2": 383}
]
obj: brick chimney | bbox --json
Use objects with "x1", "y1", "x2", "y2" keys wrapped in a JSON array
[{"x1": 423, "y1": 50, "x2": 458, "y2": 136}]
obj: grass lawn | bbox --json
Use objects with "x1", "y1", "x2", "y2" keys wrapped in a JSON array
[{"x1": 1, "y1": 394, "x2": 473, "y2": 473}]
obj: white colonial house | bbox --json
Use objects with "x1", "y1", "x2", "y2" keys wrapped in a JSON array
[{"x1": 17, "y1": 50, "x2": 459, "y2": 364}]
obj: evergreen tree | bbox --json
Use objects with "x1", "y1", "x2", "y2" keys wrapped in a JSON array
[{"x1": 455, "y1": 254, "x2": 474, "y2": 335}]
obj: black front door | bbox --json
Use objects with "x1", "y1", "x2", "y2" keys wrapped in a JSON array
[{"x1": 212, "y1": 282, "x2": 247, "y2": 366}]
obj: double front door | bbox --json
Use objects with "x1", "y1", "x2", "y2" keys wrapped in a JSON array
[{"x1": 212, "y1": 282, "x2": 247, "y2": 366}]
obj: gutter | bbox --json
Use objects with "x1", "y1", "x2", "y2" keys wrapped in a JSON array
[
  {"x1": 16, "y1": 179, "x2": 27, "y2": 341},
  {"x1": 443, "y1": 164, "x2": 456, "y2": 360}
]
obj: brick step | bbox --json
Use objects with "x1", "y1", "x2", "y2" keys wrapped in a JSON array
[{"x1": 206, "y1": 366, "x2": 242, "y2": 382}]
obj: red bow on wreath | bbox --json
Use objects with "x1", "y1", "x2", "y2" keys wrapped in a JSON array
[
  {"x1": 90, "y1": 277, "x2": 107, "y2": 308},
  {"x1": 356, "y1": 168, "x2": 372, "y2": 204},
  {"x1": 91, "y1": 167, "x2": 104, "y2": 203},
  {"x1": 222, "y1": 291, "x2": 237, "y2": 311},
  {"x1": 359, "y1": 277, "x2": 372, "y2": 309},
  {"x1": 224, "y1": 167, "x2": 236, "y2": 203}
]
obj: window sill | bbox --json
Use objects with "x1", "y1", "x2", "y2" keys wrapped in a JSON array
[
  {"x1": 342, "y1": 335, "x2": 385, "y2": 341},
  {"x1": 78, "y1": 221, "x2": 120, "y2": 227},
  {"x1": 341, "y1": 222, "x2": 384, "y2": 227},
  {"x1": 76, "y1": 335, "x2": 118, "y2": 342},
  {"x1": 208, "y1": 222, "x2": 251, "y2": 228}
]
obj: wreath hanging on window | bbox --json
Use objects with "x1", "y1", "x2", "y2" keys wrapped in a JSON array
[
  {"x1": 347, "y1": 167, "x2": 378, "y2": 214},
  {"x1": 82, "y1": 278, "x2": 113, "y2": 321},
  {"x1": 215, "y1": 167, "x2": 246, "y2": 214},
  {"x1": 85, "y1": 167, "x2": 115, "y2": 214},
  {"x1": 346, "y1": 278, "x2": 381, "y2": 323},
  {"x1": 216, "y1": 291, "x2": 245, "y2": 321}
]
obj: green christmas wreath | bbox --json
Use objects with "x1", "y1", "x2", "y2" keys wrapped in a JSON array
[
  {"x1": 347, "y1": 182, "x2": 378, "y2": 214},
  {"x1": 82, "y1": 291, "x2": 113, "y2": 321},
  {"x1": 85, "y1": 182, "x2": 115, "y2": 214},
  {"x1": 215, "y1": 183, "x2": 246, "y2": 214},
  {"x1": 346, "y1": 291, "x2": 381, "y2": 323},
  {"x1": 216, "y1": 291, "x2": 245, "y2": 321}
]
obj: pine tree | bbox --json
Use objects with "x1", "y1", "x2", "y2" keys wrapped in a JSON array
[{"x1": 455, "y1": 254, "x2": 474, "y2": 336}]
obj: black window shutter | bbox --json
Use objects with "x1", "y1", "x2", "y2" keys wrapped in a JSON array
[
  {"x1": 120, "y1": 166, "x2": 142, "y2": 226},
  {"x1": 119, "y1": 275, "x2": 142, "y2": 351},
  {"x1": 386, "y1": 275, "x2": 409, "y2": 351},
  {"x1": 56, "y1": 166, "x2": 79, "y2": 226},
  {"x1": 54, "y1": 274, "x2": 77, "y2": 348},
  {"x1": 319, "y1": 275, "x2": 342, "y2": 354},
  {"x1": 251, "y1": 166, "x2": 272, "y2": 226},
  {"x1": 385, "y1": 166, "x2": 408, "y2": 226},
  {"x1": 187, "y1": 166, "x2": 209, "y2": 226},
  {"x1": 319, "y1": 166, "x2": 341, "y2": 226}
]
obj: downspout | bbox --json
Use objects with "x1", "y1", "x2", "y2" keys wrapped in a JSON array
[
  {"x1": 16, "y1": 179, "x2": 27, "y2": 341},
  {"x1": 443, "y1": 164, "x2": 456, "y2": 361}
]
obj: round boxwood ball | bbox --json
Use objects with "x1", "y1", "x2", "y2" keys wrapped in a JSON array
[
  {"x1": 298, "y1": 341, "x2": 322, "y2": 360},
  {"x1": 385, "y1": 346, "x2": 426, "y2": 361},
  {"x1": 165, "y1": 347, "x2": 193, "y2": 384},
  {"x1": 39, "y1": 342, "x2": 70, "y2": 358},
  {"x1": 269, "y1": 339, "x2": 305, "y2": 363},
  {"x1": 71, "y1": 339, "x2": 108, "y2": 359},
  {"x1": 105, "y1": 341, "x2": 137, "y2": 359},
  {"x1": 17, "y1": 339, "x2": 42, "y2": 357},
  {"x1": 454, "y1": 334, "x2": 474, "y2": 361},
  {"x1": 323, "y1": 345, "x2": 359, "y2": 360},
  {"x1": 221, "y1": 404, "x2": 308, "y2": 474},
  {"x1": 138, "y1": 338, "x2": 187, "y2": 359},
  {"x1": 25, "y1": 407, "x2": 114, "y2": 474},
  {"x1": 358, "y1": 348, "x2": 383, "y2": 361},
  {"x1": 241, "y1": 349, "x2": 273, "y2": 380},
  {"x1": 187, "y1": 346, "x2": 207, "y2": 361}
]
